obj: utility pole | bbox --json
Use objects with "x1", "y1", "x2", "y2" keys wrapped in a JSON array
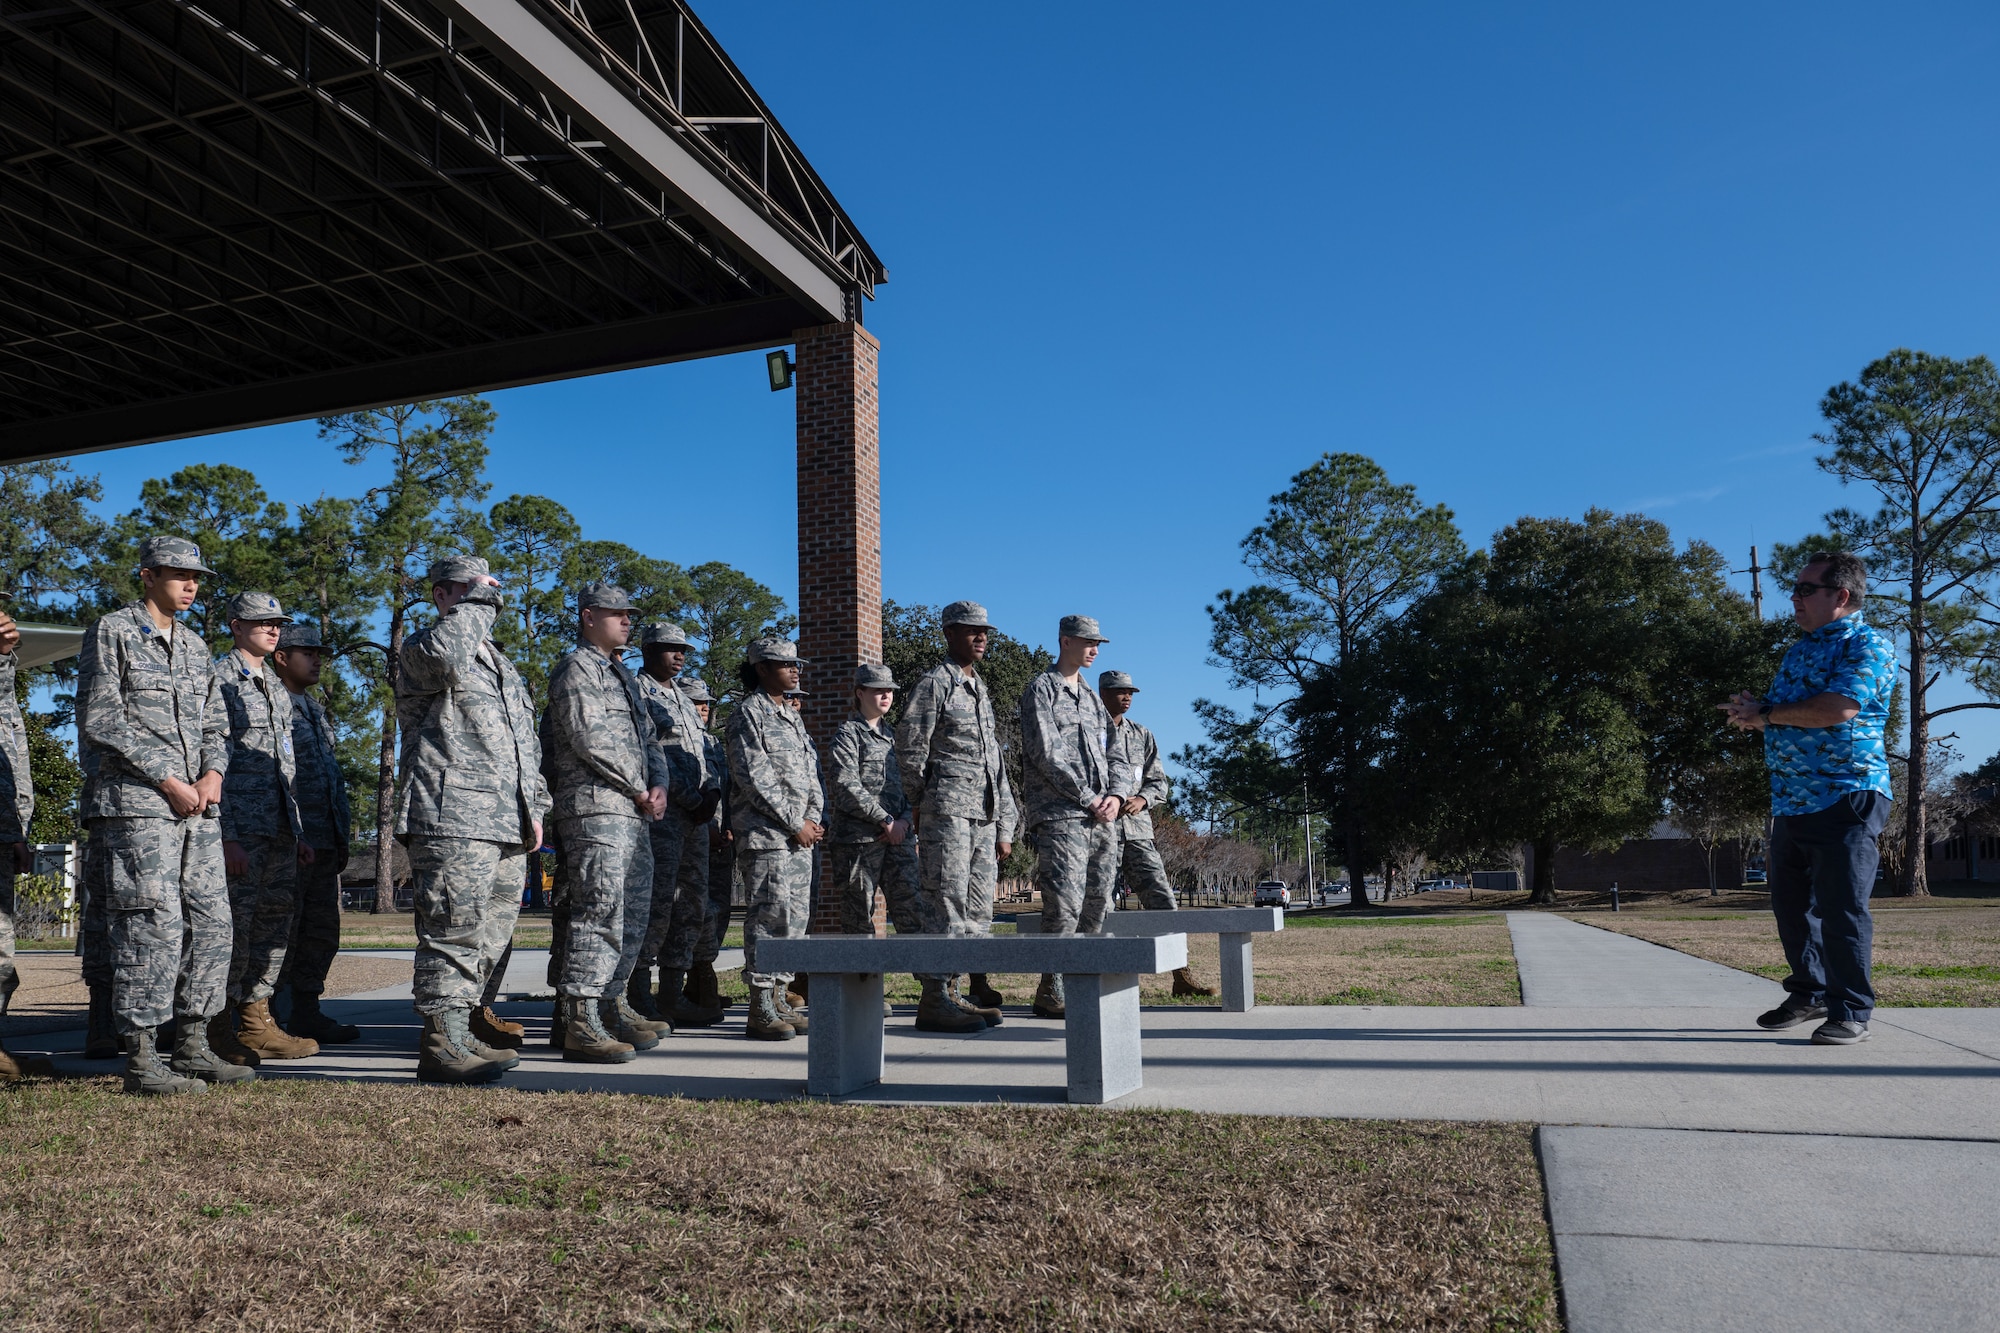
[{"x1": 1733, "y1": 545, "x2": 1765, "y2": 620}]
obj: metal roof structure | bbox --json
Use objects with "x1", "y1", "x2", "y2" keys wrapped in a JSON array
[{"x1": 0, "y1": 0, "x2": 883, "y2": 462}]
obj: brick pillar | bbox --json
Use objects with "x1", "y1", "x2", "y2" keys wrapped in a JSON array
[{"x1": 794, "y1": 321, "x2": 884, "y2": 936}]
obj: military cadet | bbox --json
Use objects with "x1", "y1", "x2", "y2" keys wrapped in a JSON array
[
  {"x1": 541, "y1": 583, "x2": 670, "y2": 1062},
  {"x1": 1101, "y1": 669, "x2": 1215, "y2": 998},
  {"x1": 681, "y1": 676, "x2": 737, "y2": 1012},
  {"x1": 77, "y1": 536, "x2": 242, "y2": 1095},
  {"x1": 0, "y1": 594, "x2": 53, "y2": 1082},
  {"x1": 270, "y1": 622, "x2": 361, "y2": 1044},
  {"x1": 728, "y1": 638, "x2": 822, "y2": 1040},
  {"x1": 211, "y1": 592, "x2": 319, "y2": 1064},
  {"x1": 1018, "y1": 615, "x2": 1121, "y2": 1019},
  {"x1": 396, "y1": 554, "x2": 548, "y2": 1084},
  {"x1": 827, "y1": 664, "x2": 957, "y2": 1026},
  {"x1": 895, "y1": 601, "x2": 1018, "y2": 1020},
  {"x1": 631, "y1": 623, "x2": 724, "y2": 1029}
]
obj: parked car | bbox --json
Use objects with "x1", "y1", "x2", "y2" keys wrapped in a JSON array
[
  {"x1": 1253, "y1": 880, "x2": 1291, "y2": 907},
  {"x1": 1744, "y1": 868, "x2": 1767, "y2": 885}
]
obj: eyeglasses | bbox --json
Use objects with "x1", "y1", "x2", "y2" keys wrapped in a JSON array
[{"x1": 1791, "y1": 580, "x2": 1839, "y2": 598}]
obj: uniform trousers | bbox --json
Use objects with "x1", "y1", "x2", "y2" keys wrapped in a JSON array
[
  {"x1": 93, "y1": 814, "x2": 231, "y2": 1033},
  {"x1": 741, "y1": 843, "x2": 813, "y2": 989},
  {"x1": 705, "y1": 830, "x2": 736, "y2": 960},
  {"x1": 277, "y1": 853, "x2": 344, "y2": 997},
  {"x1": 551, "y1": 814, "x2": 653, "y2": 999},
  {"x1": 659, "y1": 812, "x2": 714, "y2": 972},
  {"x1": 226, "y1": 833, "x2": 301, "y2": 1003},
  {"x1": 637, "y1": 814, "x2": 684, "y2": 970},
  {"x1": 408, "y1": 834, "x2": 526, "y2": 1017},
  {"x1": 1117, "y1": 832, "x2": 1178, "y2": 910},
  {"x1": 1032, "y1": 818, "x2": 1120, "y2": 937},
  {"x1": 828, "y1": 838, "x2": 923, "y2": 937}
]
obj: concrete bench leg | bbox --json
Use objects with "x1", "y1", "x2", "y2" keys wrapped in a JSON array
[
  {"x1": 1219, "y1": 933, "x2": 1254, "y2": 1012},
  {"x1": 805, "y1": 972, "x2": 884, "y2": 1097},
  {"x1": 1062, "y1": 971, "x2": 1142, "y2": 1104}
]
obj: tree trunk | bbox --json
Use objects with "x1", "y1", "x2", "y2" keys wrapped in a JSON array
[
  {"x1": 1529, "y1": 833, "x2": 1558, "y2": 905},
  {"x1": 1343, "y1": 824, "x2": 1370, "y2": 911},
  {"x1": 1906, "y1": 560, "x2": 1931, "y2": 898},
  {"x1": 370, "y1": 607, "x2": 405, "y2": 914}
]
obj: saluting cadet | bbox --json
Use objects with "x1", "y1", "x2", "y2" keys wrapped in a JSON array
[
  {"x1": 76, "y1": 536, "x2": 238, "y2": 1095},
  {"x1": 540, "y1": 584, "x2": 670, "y2": 1062},
  {"x1": 728, "y1": 638, "x2": 822, "y2": 1041},
  {"x1": 395, "y1": 555, "x2": 548, "y2": 1085},
  {"x1": 271, "y1": 621, "x2": 361, "y2": 1044},
  {"x1": 212, "y1": 591, "x2": 318, "y2": 1065},
  {"x1": 631, "y1": 622, "x2": 724, "y2": 1028},
  {"x1": 1101, "y1": 669, "x2": 1215, "y2": 998},
  {"x1": 1018, "y1": 615, "x2": 1121, "y2": 1020},
  {"x1": 895, "y1": 600, "x2": 1018, "y2": 1018}
]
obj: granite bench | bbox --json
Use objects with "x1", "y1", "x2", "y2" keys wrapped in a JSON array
[
  {"x1": 1015, "y1": 906, "x2": 1284, "y2": 1012},
  {"x1": 755, "y1": 933, "x2": 1188, "y2": 1104}
]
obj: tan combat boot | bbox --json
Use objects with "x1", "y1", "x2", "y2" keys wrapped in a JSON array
[
  {"x1": 235, "y1": 998, "x2": 320, "y2": 1060},
  {"x1": 417, "y1": 1010, "x2": 509, "y2": 1085},
  {"x1": 0, "y1": 1038, "x2": 55, "y2": 1081},
  {"x1": 1031, "y1": 973, "x2": 1066, "y2": 1020},
  {"x1": 771, "y1": 983, "x2": 809, "y2": 1035},
  {"x1": 745, "y1": 985, "x2": 795, "y2": 1041},
  {"x1": 470, "y1": 1005, "x2": 526, "y2": 1050},
  {"x1": 947, "y1": 977, "x2": 1002, "y2": 1028},
  {"x1": 605, "y1": 996, "x2": 663, "y2": 1049},
  {"x1": 915, "y1": 978, "x2": 984, "y2": 1034},
  {"x1": 208, "y1": 1008, "x2": 261, "y2": 1068},
  {"x1": 1171, "y1": 968, "x2": 1218, "y2": 998},
  {"x1": 561, "y1": 997, "x2": 636, "y2": 1064}
]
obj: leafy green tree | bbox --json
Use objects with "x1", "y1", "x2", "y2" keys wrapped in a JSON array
[
  {"x1": 1781, "y1": 349, "x2": 2000, "y2": 896},
  {"x1": 1383, "y1": 510, "x2": 1772, "y2": 903},
  {"x1": 0, "y1": 460, "x2": 107, "y2": 620},
  {"x1": 1185, "y1": 453, "x2": 1464, "y2": 906},
  {"x1": 681, "y1": 561, "x2": 793, "y2": 712},
  {"x1": 321, "y1": 397, "x2": 496, "y2": 911},
  {"x1": 487, "y1": 493, "x2": 583, "y2": 705}
]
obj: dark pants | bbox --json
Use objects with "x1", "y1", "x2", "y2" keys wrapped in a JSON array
[{"x1": 1769, "y1": 791, "x2": 1891, "y2": 1023}]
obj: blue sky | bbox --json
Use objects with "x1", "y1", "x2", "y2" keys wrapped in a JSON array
[{"x1": 80, "y1": 1, "x2": 2000, "y2": 767}]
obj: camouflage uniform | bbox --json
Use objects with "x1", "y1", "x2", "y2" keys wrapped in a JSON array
[
  {"x1": 77, "y1": 597, "x2": 232, "y2": 1034},
  {"x1": 729, "y1": 681, "x2": 822, "y2": 989},
  {"x1": 1107, "y1": 712, "x2": 1176, "y2": 910},
  {"x1": 698, "y1": 713, "x2": 735, "y2": 958},
  {"x1": 214, "y1": 638, "x2": 305, "y2": 1004},
  {"x1": 897, "y1": 643, "x2": 1019, "y2": 947},
  {"x1": 277, "y1": 629, "x2": 351, "y2": 1001},
  {"x1": 541, "y1": 631, "x2": 668, "y2": 999},
  {"x1": 1019, "y1": 629, "x2": 1119, "y2": 937},
  {"x1": 0, "y1": 639, "x2": 31, "y2": 1020},
  {"x1": 827, "y1": 707, "x2": 922, "y2": 937},
  {"x1": 396, "y1": 565, "x2": 548, "y2": 1019},
  {"x1": 633, "y1": 645, "x2": 718, "y2": 975}
]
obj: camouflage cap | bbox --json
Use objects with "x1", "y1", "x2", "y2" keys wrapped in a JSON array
[
  {"x1": 941, "y1": 600, "x2": 995, "y2": 630},
  {"x1": 226, "y1": 590, "x2": 293, "y2": 624},
  {"x1": 745, "y1": 637, "x2": 809, "y2": 666},
  {"x1": 853, "y1": 662, "x2": 899, "y2": 691},
  {"x1": 577, "y1": 582, "x2": 636, "y2": 612},
  {"x1": 276, "y1": 622, "x2": 325, "y2": 650},
  {"x1": 1098, "y1": 670, "x2": 1139, "y2": 692},
  {"x1": 137, "y1": 535, "x2": 218, "y2": 576},
  {"x1": 640, "y1": 621, "x2": 695, "y2": 649},
  {"x1": 677, "y1": 675, "x2": 714, "y2": 704},
  {"x1": 1059, "y1": 614, "x2": 1109, "y2": 643},
  {"x1": 426, "y1": 553, "x2": 489, "y2": 585}
]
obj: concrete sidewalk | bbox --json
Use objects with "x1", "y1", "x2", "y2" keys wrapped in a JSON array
[{"x1": 1509, "y1": 911, "x2": 1784, "y2": 1008}]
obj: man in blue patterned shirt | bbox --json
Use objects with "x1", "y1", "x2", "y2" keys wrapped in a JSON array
[{"x1": 1721, "y1": 551, "x2": 1896, "y2": 1045}]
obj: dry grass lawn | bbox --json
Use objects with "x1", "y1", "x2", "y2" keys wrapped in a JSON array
[
  {"x1": 0, "y1": 1081, "x2": 1556, "y2": 1332},
  {"x1": 1565, "y1": 891, "x2": 2000, "y2": 1006}
]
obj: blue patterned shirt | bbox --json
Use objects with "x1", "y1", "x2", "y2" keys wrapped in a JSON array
[{"x1": 1762, "y1": 613, "x2": 1897, "y2": 816}]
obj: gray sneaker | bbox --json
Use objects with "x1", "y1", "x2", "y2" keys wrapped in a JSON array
[
  {"x1": 1811, "y1": 1019, "x2": 1870, "y2": 1045},
  {"x1": 1757, "y1": 1001, "x2": 1827, "y2": 1031}
]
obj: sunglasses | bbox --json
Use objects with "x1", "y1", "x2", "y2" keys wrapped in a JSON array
[{"x1": 1790, "y1": 580, "x2": 1840, "y2": 598}]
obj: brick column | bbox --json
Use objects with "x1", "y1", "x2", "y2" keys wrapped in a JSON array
[{"x1": 795, "y1": 321, "x2": 884, "y2": 936}]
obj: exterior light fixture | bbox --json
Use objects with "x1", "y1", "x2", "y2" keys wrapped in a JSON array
[{"x1": 766, "y1": 349, "x2": 795, "y2": 391}]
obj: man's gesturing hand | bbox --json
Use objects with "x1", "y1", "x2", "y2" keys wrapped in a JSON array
[{"x1": 1717, "y1": 690, "x2": 1766, "y2": 731}]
